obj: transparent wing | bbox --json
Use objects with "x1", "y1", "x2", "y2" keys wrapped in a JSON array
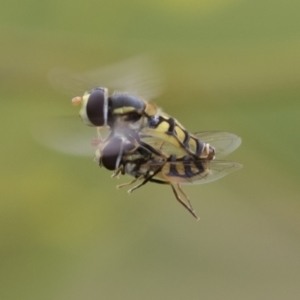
[
  {"x1": 140, "y1": 131, "x2": 241, "y2": 158},
  {"x1": 152, "y1": 160, "x2": 242, "y2": 185},
  {"x1": 48, "y1": 54, "x2": 163, "y2": 100},
  {"x1": 31, "y1": 117, "x2": 99, "y2": 156},
  {"x1": 193, "y1": 131, "x2": 241, "y2": 159}
]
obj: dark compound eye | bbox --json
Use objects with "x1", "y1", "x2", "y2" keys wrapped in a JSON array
[
  {"x1": 101, "y1": 137, "x2": 137, "y2": 171},
  {"x1": 101, "y1": 137, "x2": 123, "y2": 171},
  {"x1": 86, "y1": 88, "x2": 108, "y2": 126}
]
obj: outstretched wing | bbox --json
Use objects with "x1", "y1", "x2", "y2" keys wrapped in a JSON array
[
  {"x1": 193, "y1": 131, "x2": 241, "y2": 159},
  {"x1": 31, "y1": 117, "x2": 99, "y2": 156},
  {"x1": 48, "y1": 54, "x2": 163, "y2": 100}
]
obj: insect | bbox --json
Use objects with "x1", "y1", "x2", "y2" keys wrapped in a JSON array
[
  {"x1": 93, "y1": 130, "x2": 242, "y2": 220},
  {"x1": 33, "y1": 112, "x2": 242, "y2": 219},
  {"x1": 48, "y1": 55, "x2": 221, "y2": 160},
  {"x1": 72, "y1": 87, "x2": 217, "y2": 160}
]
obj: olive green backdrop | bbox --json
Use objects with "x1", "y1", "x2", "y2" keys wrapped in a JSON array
[{"x1": 1, "y1": 1, "x2": 300, "y2": 299}]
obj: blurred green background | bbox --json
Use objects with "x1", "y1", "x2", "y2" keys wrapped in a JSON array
[{"x1": 1, "y1": 0, "x2": 300, "y2": 299}]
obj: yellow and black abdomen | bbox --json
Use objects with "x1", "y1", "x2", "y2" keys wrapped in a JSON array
[
  {"x1": 160, "y1": 155, "x2": 210, "y2": 184},
  {"x1": 145, "y1": 114, "x2": 214, "y2": 159}
]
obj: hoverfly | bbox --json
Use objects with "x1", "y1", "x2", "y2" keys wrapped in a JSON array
[
  {"x1": 49, "y1": 55, "x2": 221, "y2": 160},
  {"x1": 72, "y1": 86, "x2": 217, "y2": 160},
  {"x1": 93, "y1": 129, "x2": 242, "y2": 220},
  {"x1": 33, "y1": 115, "x2": 241, "y2": 220}
]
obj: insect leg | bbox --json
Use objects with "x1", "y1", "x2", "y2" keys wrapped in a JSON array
[
  {"x1": 127, "y1": 167, "x2": 163, "y2": 194},
  {"x1": 149, "y1": 179, "x2": 199, "y2": 220},
  {"x1": 169, "y1": 184, "x2": 200, "y2": 220},
  {"x1": 111, "y1": 165, "x2": 123, "y2": 178},
  {"x1": 91, "y1": 127, "x2": 103, "y2": 146},
  {"x1": 130, "y1": 177, "x2": 198, "y2": 220},
  {"x1": 97, "y1": 127, "x2": 102, "y2": 139},
  {"x1": 116, "y1": 175, "x2": 144, "y2": 189},
  {"x1": 176, "y1": 183, "x2": 194, "y2": 211}
]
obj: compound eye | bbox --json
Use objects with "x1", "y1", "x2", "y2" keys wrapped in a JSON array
[
  {"x1": 101, "y1": 137, "x2": 123, "y2": 171},
  {"x1": 86, "y1": 88, "x2": 108, "y2": 126}
]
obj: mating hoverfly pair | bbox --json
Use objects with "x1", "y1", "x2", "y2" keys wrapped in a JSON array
[{"x1": 71, "y1": 87, "x2": 242, "y2": 220}]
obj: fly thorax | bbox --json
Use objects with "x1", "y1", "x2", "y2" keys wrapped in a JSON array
[
  {"x1": 108, "y1": 94, "x2": 147, "y2": 130},
  {"x1": 109, "y1": 94, "x2": 145, "y2": 115}
]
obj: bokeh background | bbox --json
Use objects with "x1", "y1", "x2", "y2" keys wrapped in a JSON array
[{"x1": 1, "y1": 1, "x2": 300, "y2": 299}]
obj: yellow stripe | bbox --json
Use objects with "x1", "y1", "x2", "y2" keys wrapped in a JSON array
[
  {"x1": 174, "y1": 126, "x2": 186, "y2": 143},
  {"x1": 146, "y1": 128, "x2": 182, "y2": 148},
  {"x1": 155, "y1": 120, "x2": 170, "y2": 132},
  {"x1": 188, "y1": 137, "x2": 197, "y2": 152},
  {"x1": 113, "y1": 106, "x2": 137, "y2": 114}
]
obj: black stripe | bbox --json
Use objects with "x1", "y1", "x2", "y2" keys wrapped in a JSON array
[
  {"x1": 167, "y1": 155, "x2": 178, "y2": 176},
  {"x1": 167, "y1": 118, "x2": 176, "y2": 135},
  {"x1": 193, "y1": 159, "x2": 205, "y2": 174},
  {"x1": 182, "y1": 130, "x2": 190, "y2": 148},
  {"x1": 182, "y1": 156, "x2": 204, "y2": 178},
  {"x1": 183, "y1": 157, "x2": 196, "y2": 179},
  {"x1": 148, "y1": 115, "x2": 163, "y2": 128},
  {"x1": 195, "y1": 138, "x2": 205, "y2": 157},
  {"x1": 166, "y1": 156, "x2": 204, "y2": 179}
]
